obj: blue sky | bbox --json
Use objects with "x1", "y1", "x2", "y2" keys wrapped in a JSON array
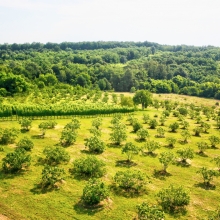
[{"x1": 0, "y1": 0, "x2": 220, "y2": 46}]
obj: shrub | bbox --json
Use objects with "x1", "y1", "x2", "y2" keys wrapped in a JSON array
[
  {"x1": 142, "y1": 140, "x2": 161, "y2": 155},
  {"x1": 85, "y1": 135, "x2": 105, "y2": 154},
  {"x1": 137, "y1": 128, "x2": 149, "y2": 141},
  {"x1": 166, "y1": 137, "x2": 176, "y2": 148},
  {"x1": 209, "y1": 135, "x2": 220, "y2": 148},
  {"x1": 2, "y1": 148, "x2": 31, "y2": 173},
  {"x1": 193, "y1": 126, "x2": 203, "y2": 136},
  {"x1": 157, "y1": 185, "x2": 190, "y2": 213},
  {"x1": 176, "y1": 148, "x2": 194, "y2": 164},
  {"x1": 197, "y1": 167, "x2": 219, "y2": 187},
  {"x1": 81, "y1": 178, "x2": 109, "y2": 206},
  {"x1": 114, "y1": 170, "x2": 148, "y2": 193},
  {"x1": 211, "y1": 156, "x2": 220, "y2": 171},
  {"x1": 155, "y1": 127, "x2": 165, "y2": 138},
  {"x1": 60, "y1": 128, "x2": 77, "y2": 146},
  {"x1": 169, "y1": 122, "x2": 179, "y2": 132},
  {"x1": 17, "y1": 136, "x2": 34, "y2": 151},
  {"x1": 142, "y1": 113, "x2": 150, "y2": 124},
  {"x1": 19, "y1": 118, "x2": 32, "y2": 131},
  {"x1": 197, "y1": 142, "x2": 209, "y2": 154},
  {"x1": 159, "y1": 151, "x2": 175, "y2": 173},
  {"x1": 137, "y1": 202, "x2": 165, "y2": 220},
  {"x1": 43, "y1": 146, "x2": 70, "y2": 165},
  {"x1": 149, "y1": 119, "x2": 158, "y2": 129},
  {"x1": 92, "y1": 117, "x2": 102, "y2": 129},
  {"x1": 181, "y1": 129, "x2": 191, "y2": 143},
  {"x1": 122, "y1": 142, "x2": 139, "y2": 162},
  {"x1": 109, "y1": 122, "x2": 127, "y2": 145},
  {"x1": 0, "y1": 128, "x2": 19, "y2": 145},
  {"x1": 132, "y1": 120, "x2": 143, "y2": 133},
  {"x1": 72, "y1": 155, "x2": 106, "y2": 178},
  {"x1": 41, "y1": 165, "x2": 65, "y2": 188}
]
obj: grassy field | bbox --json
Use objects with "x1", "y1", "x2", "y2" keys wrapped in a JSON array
[{"x1": 0, "y1": 93, "x2": 219, "y2": 219}]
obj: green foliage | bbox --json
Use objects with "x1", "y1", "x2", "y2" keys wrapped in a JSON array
[
  {"x1": 159, "y1": 151, "x2": 175, "y2": 173},
  {"x1": 81, "y1": 178, "x2": 109, "y2": 206},
  {"x1": 181, "y1": 129, "x2": 191, "y2": 143},
  {"x1": 114, "y1": 170, "x2": 148, "y2": 193},
  {"x1": 121, "y1": 142, "x2": 139, "y2": 162},
  {"x1": 193, "y1": 126, "x2": 203, "y2": 136},
  {"x1": 142, "y1": 140, "x2": 161, "y2": 155},
  {"x1": 133, "y1": 90, "x2": 152, "y2": 109},
  {"x1": 142, "y1": 113, "x2": 150, "y2": 124},
  {"x1": 169, "y1": 122, "x2": 179, "y2": 132},
  {"x1": 2, "y1": 148, "x2": 31, "y2": 173},
  {"x1": 17, "y1": 136, "x2": 34, "y2": 151},
  {"x1": 41, "y1": 165, "x2": 65, "y2": 188},
  {"x1": 136, "y1": 128, "x2": 149, "y2": 141},
  {"x1": 109, "y1": 122, "x2": 127, "y2": 145},
  {"x1": 92, "y1": 117, "x2": 102, "y2": 129},
  {"x1": 132, "y1": 119, "x2": 143, "y2": 133},
  {"x1": 72, "y1": 155, "x2": 106, "y2": 178},
  {"x1": 166, "y1": 137, "x2": 177, "y2": 148},
  {"x1": 85, "y1": 135, "x2": 105, "y2": 154},
  {"x1": 0, "y1": 128, "x2": 19, "y2": 144},
  {"x1": 137, "y1": 202, "x2": 165, "y2": 220},
  {"x1": 19, "y1": 118, "x2": 32, "y2": 131},
  {"x1": 43, "y1": 146, "x2": 70, "y2": 165},
  {"x1": 212, "y1": 156, "x2": 220, "y2": 170},
  {"x1": 197, "y1": 167, "x2": 219, "y2": 187},
  {"x1": 111, "y1": 114, "x2": 123, "y2": 125},
  {"x1": 149, "y1": 119, "x2": 158, "y2": 129},
  {"x1": 207, "y1": 206, "x2": 220, "y2": 220},
  {"x1": 60, "y1": 128, "x2": 77, "y2": 146},
  {"x1": 178, "y1": 107, "x2": 188, "y2": 116},
  {"x1": 89, "y1": 127, "x2": 101, "y2": 137},
  {"x1": 209, "y1": 135, "x2": 220, "y2": 148},
  {"x1": 64, "y1": 118, "x2": 81, "y2": 130},
  {"x1": 197, "y1": 142, "x2": 209, "y2": 154},
  {"x1": 155, "y1": 127, "x2": 165, "y2": 138},
  {"x1": 176, "y1": 148, "x2": 194, "y2": 164},
  {"x1": 157, "y1": 185, "x2": 190, "y2": 213},
  {"x1": 38, "y1": 122, "x2": 49, "y2": 137}
]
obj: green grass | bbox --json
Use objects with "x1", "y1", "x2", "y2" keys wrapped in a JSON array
[{"x1": 0, "y1": 95, "x2": 219, "y2": 219}]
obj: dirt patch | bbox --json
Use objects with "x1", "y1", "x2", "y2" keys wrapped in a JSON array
[{"x1": 0, "y1": 214, "x2": 10, "y2": 220}]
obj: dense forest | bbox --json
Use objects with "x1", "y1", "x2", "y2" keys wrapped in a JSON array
[{"x1": 0, "y1": 41, "x2": 220, "y2": 99}]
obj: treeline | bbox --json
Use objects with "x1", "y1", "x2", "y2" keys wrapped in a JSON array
[{"x1": 0, "y1": 41, "x2": 220, "y2": 99}]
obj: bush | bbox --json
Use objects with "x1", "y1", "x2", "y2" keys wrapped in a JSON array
[
  {"x1": 137, "y1": 202, "x2": 165, "y2": 220},
  {"x1": 159, "y1": 151, "x2": 175, "y2": 173},
  {"x1": 43, "y1": 146, "x2": 70, "y2": 165},
  {"x1": 60, "y1": 128, "x2": 77, "y2": 146},
  {"x1": 132, "y1": 120, "x2": 143, "y2": 133},
  {"x1": 72, "y1": 155, "x2": 106, "y2": 178},
  {"x1": 197, "y1": 142, "x2": 209, "y2": 154},
  {"x1": 157, "y1": 185, "x2": 190, "y2": 213},
  {"x1": 166, "y1": 137, "x2": 176, "y2": 148},
  {"x1": 149, "y1": 119, "x2": 158, "y2": 129},
  {"x1": 19, "y1": 118, "x2": 32, "y2": 131},
  {"x1": 2, "y1": 148, "x2": 31, "y2": 173},
  {"x1": 142, "y1": 140, "x2": 161, "y2": 155},
  {"x1": 92, "y1": 117, "x2": 102, "y2": 129},
  {"x1": 197, "y1": 167, "x2": 219, "y2": 187},
  {"x1": 109, "y1": 122, "x2": 127, "y2": 145},
  {"x1": 81, "y1": 178, "x2": 109, "y2": 206},
  {"x1": 114, "y1": 170, "x2": 148, "y2": 193},
  {"x1": 137, "y1": 128, "x2": 149, "y2": 141},
  {"x1": 122, "y1": 142, "x2": 139, "y2": 162},
  {"x1": 41, "y1": 165, "x2": 65, "y2": 188},
  {"x1": 169, "y1": 122, "x2": 179, "y2": 132},
  {"x1": 85, "y1": 135, "x2": 105, "y2": 154},
  {"x1": 0, "y1": 128, "x2": 19, "y2": 145},
  {"x1": 176, "y1": 148, "x2": 194, "y2": 164},
  {"x1": 17, "y1": 136, "x2": 34, "y2": 151}
]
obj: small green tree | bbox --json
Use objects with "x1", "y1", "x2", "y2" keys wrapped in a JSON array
[
  {"x1": 142, "y1": 140, "x2": 161, "y2": 155},
  {"x1": 43, "y1": 146, "x2": 70, "y2": 165},
  {"x1": 197, "y1": 142, "x2": 209, "y2": 155},
  {"x1": 122, "y1": 142, "x2": 139, "y2": 162},
  {"x1": 155, "y1": 127, "x2": 165, "y2": 138},
  {"x1": 197, "y1": 167, "x2": 219, "y2": 187},
  {"x1": 109, "y1": 122, "x2": 127, "y2": 145},
  {"x1": 132, "y1": 120, "x2": 143, "y2": 133},
  {"x1": 193, "y1": 126, "x2": 203, "y2": 137},
  {"x1": 142, "y1": 113, "x2": 150, "y2": 124},
  {"x1": 201, "y1": 122, "x2": 210, "y2": 133},
  {"x1": 157, "y1": 185, "x2": 190, "y2": 213},
  {"x1": 81, "y1": 178, "x2": 109, "y2": 206},
  {"x1": 181, "y1": 120, "x2": 189, "y2": 129},
  {"x1": 181, "y1": 129, "x2": 191, "y2": 143},
  {"x1": 89, "y1": 127, "x2": 101, "y2": 137},
  {"x1": 159, "y1": 151, "x2": 175, "y2": 173},
  {"x1": 211, "y1": 156, "x2": 220, "y2": 171},
  {"x1": 149, "y1": 119, "x2": 158, "y2": 129},
  {"x1": 166, "y1": 137, "x2": 176, "y2": 148},
  {"x1": 72, "y1": 155, "x2": 106, "y2": 178},
  {"x1": 60, "y1": 128, "x2": 77, "y2": 146},
  {"x1": 137, "y1": 202, "x2": 165, "y2": 220},
  {"x1": 38, "y1": 122, "x2": 48, "y2": 138},
  {"x1": 209, "y1": 135, "x2": 220, "y2": 148},
  {"x1": 0, "y1": 128, "x2": 19, "y2": 145},
  {"x1": 41, "y1": 165, "x2": 65, "y2": 188},
  {"x1": 92, "y1": 117, "x2": 102, "y2": 129},
  {"x1": 17, "y1": 136, "x2": 34, "y2": 151},
  {"x1": 114, "y1": 170, "x2": 148, "y2": 193},
  {"x1": 2, "y1": 148, "x2": 31, "y2": 173},
  {"x1": 111, "y1": 114, "x2": 123, "y2": 125},
  {"x1": 159, "y1": 116, "x2": 166, "y2": 126},
  {"x1": 64, "y1": 118, "x2": 81, "y2": 130},
  {"x1": 137, "y1": 128, "x2": 149, "y2": 141},
  {"x1": 176, "y1": 148, "x2": 194, "y2": 164},
  {"x1": 169, "y1": 122, "x2": 179, "y2": 132},
  {"x1": 85, "y1": 135, "x2": 105, "y2": 154},
  {"x1": 19, "y1": 118, "x2": 32, "y2": 131}
]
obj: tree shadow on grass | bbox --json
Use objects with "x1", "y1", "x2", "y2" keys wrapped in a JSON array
[
  {"x1": 0, "y1": 170, "x2": 24, "y2": 180},
  {"x1": 31, "y1": 134, "x2": 44, "y2": 139},
  {"x1": 30, "y1": 183, "x2": 60, "y2": 194},
  {"x1": 107, "y1": 143, "x2": 122, "y2": 148},
  {"x1": 153, "y1": 169, "x2": 172, "y2": 180},
  {"x1": 73, "y1": 200, "x2": 105, "y2": 216},
  {"x1": 166, "y1": 207, "x2": 188, "y2": 218},
  {"x1": 175, "y1": 160, "x2": 191, "y2": 168},
  {"x1": 194, "y1": 182, "x2": 216, "y2": 190},
  {"x1": 164, "y1": 144, "x2": 175, "y2": 149},
  {"x1": 134, "y1": 138, "x2": 146, "y2": 143},
  {"x1": 142, "y1": 152, "x2": 157, "y2": 158},
  {"x1": 20, "y1": 129, "x2": 29, "y2": 133},
  {"x1": 110, "y1": 184, "x2": 145, "y2": 198},
  {"x1": 196, "y1": 152, "x2": 208, "y2": 157},
  {"x1": 115, "y1": 160, "x2": 137, "y2": 168}
]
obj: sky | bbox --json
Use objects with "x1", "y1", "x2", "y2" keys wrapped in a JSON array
[{"x1": 0, "y1": 0, "x2": 220, "y2": 46}]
